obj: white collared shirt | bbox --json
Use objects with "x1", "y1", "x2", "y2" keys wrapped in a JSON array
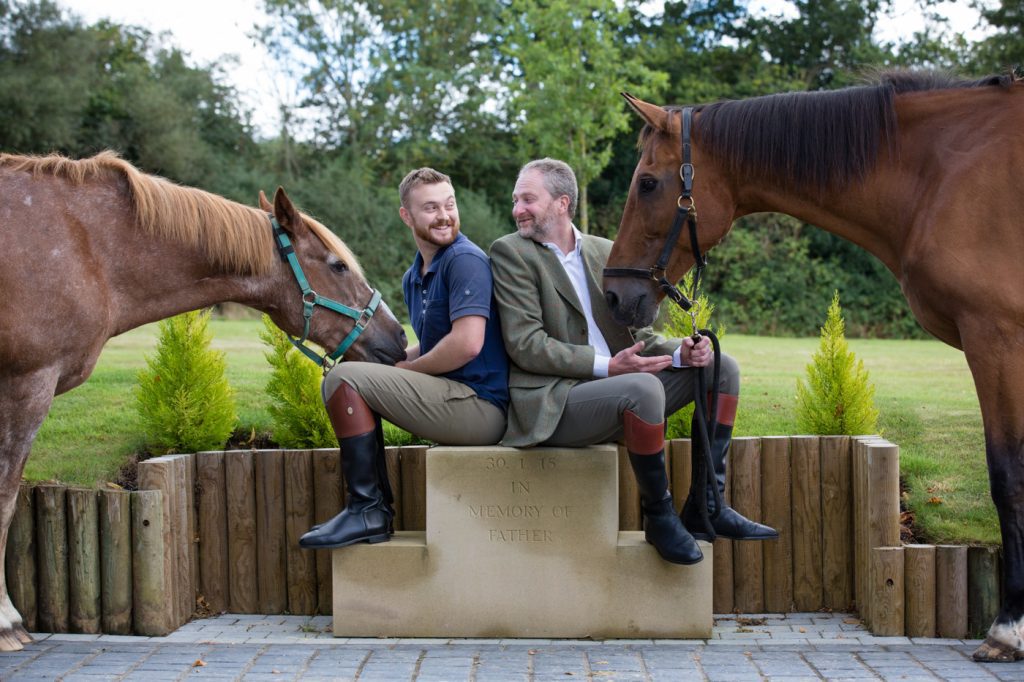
[{"x1": 542, "y1": 227, "x2": 685, "y2": 377}]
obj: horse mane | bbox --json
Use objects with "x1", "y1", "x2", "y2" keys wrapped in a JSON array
[
  {"x1": 641, "y1": 70, "x2": 1019, "y2": 195},
  {"x1": 0, "y1": 150, "x2": 362, "y2": 277}
]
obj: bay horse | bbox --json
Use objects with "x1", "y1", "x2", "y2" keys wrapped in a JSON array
[
  {"x1": 604, "y1": 72, "x2": 1024, "y2": 662},
  {"x1": 0, "y1": 151, "x2": 408, "y2": 651}
]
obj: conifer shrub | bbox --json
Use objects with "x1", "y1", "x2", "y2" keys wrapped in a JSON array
[
  {"x1": 135, "y1": 309, "x2": 237, "y2": 454},
  {"x1": 795, "y1": 291, "x2": 879, "y2": 435},
  {"x1": 663, "y1": 273, "x2": 726, "y2": 438},
  {"x1": 259, "y1": 315, "x2": 336, "y2": 448}
]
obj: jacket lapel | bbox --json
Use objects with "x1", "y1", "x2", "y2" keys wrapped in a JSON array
[{"x1": 534, "y1": 241, "x2": 585, "y2": 318}]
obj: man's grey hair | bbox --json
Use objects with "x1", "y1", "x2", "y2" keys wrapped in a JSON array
[{"x1": 519, "y1": 158, "x2": 578, "y2": 219}]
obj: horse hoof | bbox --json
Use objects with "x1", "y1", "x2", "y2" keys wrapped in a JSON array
[
  {"x1": 0, "y1": 630, "x2": 24, "y2": 652},
  {"x1": 972, "y1": 635, "x2": 1024, "y2": 662},
  {"x1": 14, "y1": 623, "x2": 33, "y2": 644}
]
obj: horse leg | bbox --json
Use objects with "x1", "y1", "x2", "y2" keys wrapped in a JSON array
[
  {"x1": 959, "y1": 338, "x2": 1024, "y2": 662},
  {"x1": 0, "y1": 369, "x2": 59, "y2": 652}
]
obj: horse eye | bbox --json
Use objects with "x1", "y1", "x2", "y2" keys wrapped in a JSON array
[
  {"x1": 638, "y1": 177, "x2": 658, "y2": 194},
  {"x1": 330, "y1": 261, "x2": 349, "y2": 274}
]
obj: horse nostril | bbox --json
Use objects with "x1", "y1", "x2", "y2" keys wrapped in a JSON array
[{"x1": 605, "y1": 290, "x2": 619, "y2": 312}]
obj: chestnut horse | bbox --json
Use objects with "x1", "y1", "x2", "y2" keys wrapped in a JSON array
[
  {"x1": 0, "y1": 151, "x2": 408, "y2": 651},
  {"x1": 605, "y1": 72, "x2": 1024, "y2": 662}
]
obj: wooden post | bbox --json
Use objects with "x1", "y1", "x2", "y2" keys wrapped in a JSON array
[
  {"x1": 968, "y1": 545, "x2": 1000, "y2": 639},
  {"x1": 936, "y1": 545, "x2": 969, "y2": 639},
  {"x1": 98, "y1": 489, "x2": 133, "y2": 635},
  {"x1": 131, "y1": 489, "x2": 171, "y2": 636},
  {"x1": 820, "y1": 435, "x2": 853, "y2": 611},
  {"x1": 225, "y1": 450, "x2": 258, "y2": 613},
  {"x1": 400, "y1": 445, "x2": 428, "y2": 531},
  {"x1": 904, "y1": 544, "x2": 936, "y2": 638},
  {"x1": 791, "y1": 436, "x2": 822, "y2": 611},
  {"x1": 6, "y1": 484, "x2": 37, "y2": 632},
  {"x1": 669, "y1": 439, "x2": 692, "y2": 515},
  {"x1": 617, "y1": 445, "x2": 642, "y2": 531},
  {"x1": 865, "y1": 441, "x2": 900, "y2": 626},
  {"x1": 384, "y1": 445, "x2": 403, "y2": 529},
  {"x1": 851, "y1": 435, "x2": 882, "y2": 621},
  {"x1": 869, "y1": 546, "x2": 905, "y2": 636},
  {"x1": 196, "y1": 451, "x2": 229, "y2": 614},
  {"x1": 312, "y1": 448, "x2": 342, "y2": 615},
  {"x1": 284, "y1": 449, "x2": 317, "y2": 615},
  {"x1": 760, "y1": 436, "x2": 793, "y2": 613},
  {"x1": 137, "y1": 457, "x2": 178, "y2": 624},
  {"x1": 66, "y1": 488, "x2": 101, "y2": 634},
  {"x1": 731, "y1": 437, "x2": 764, "y2": 612},
  {"x1": 184, "y1": 454, "x2": 199, "y2": 619},
  {"x1": 35, "y1": 484, "x2": 69, "y2": 633},
  {"x1": 256, "y1": 449, "x2": 287, "y2": 613},
  {"x1": 170, "y1": 455, "x2": 193, "y2": 624}
]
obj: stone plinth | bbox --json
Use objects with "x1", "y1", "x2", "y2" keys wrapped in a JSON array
[{"x1": 332, "y1": 445, "x2": 712, "y2": 638}]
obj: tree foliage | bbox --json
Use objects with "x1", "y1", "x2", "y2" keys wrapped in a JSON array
[
  {"x1": 259, "y1": 315, "x2": 335, "y2": 449},
  {"x1": 795, "y1": 292, "x2": 879, "y2": 435},
  {"x1": 135, "y1": 310, "x2": 238, "y2": 453}
]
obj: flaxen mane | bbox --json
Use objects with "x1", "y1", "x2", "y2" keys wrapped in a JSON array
[
  {"x1": 0, "y1": 151, "x2": 362, "y2": 277},
  {"x1": 639, "y1": 70, "x2": 1019, "y2": 195}
]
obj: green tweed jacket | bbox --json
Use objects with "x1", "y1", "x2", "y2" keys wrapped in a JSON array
[{"x1": 489, "y1": 232, "x2": 681, "y2": 447}]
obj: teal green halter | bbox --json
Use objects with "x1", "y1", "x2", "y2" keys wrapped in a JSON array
[{"x1": 271, "y1": 216, "x2": 381, "y2": 371}]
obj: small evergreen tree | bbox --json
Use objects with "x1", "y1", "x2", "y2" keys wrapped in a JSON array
[
  {"x1": 136, "y1": 309, "x2": 237, "y2": 453},
  {"x1": 796, "y1": 292, "x2": 879, "y2": 435},
  {"x1": 259, "y1": 315, "x2": 335, "y2": 449},
  {"x1": 663, "y1": 272, "x2": 725, "y2": 438}
]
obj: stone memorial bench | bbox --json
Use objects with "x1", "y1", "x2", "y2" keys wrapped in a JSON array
[{"x1": 331, "y1": 444, "x2": 712, "y2": 639}]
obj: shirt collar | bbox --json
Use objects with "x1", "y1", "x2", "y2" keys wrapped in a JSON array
[
  {"x1": 413, "y1": 233, "x2": 465, "y2": 280},
  {"x1": 541, "y1": 226, "x2": 583, "y2": 259}
]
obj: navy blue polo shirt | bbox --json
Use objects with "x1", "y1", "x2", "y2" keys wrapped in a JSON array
[{"x1": 402, "y1": 233, "x2": 509, "y2": 412}]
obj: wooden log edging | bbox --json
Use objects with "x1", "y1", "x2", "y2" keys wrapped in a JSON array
[{"x1": 11, "y1": 439, "x2": 1000, "y2": 637}]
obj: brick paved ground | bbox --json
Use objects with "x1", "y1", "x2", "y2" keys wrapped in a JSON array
[{"x1": 2, "y1": 613, "x2": 1021, "y2": 681}]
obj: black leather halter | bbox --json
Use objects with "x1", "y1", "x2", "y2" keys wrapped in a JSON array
[{"x1": 604, "y1": 107, "x2": 705, "y2": 312}]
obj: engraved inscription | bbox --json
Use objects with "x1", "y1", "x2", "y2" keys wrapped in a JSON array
[
  {"x1": 472, "y1": 454, "x2": 571, "y2": 543},
  {"x1": 489, "y1": 529, "x2": 553, "y2": 543}
]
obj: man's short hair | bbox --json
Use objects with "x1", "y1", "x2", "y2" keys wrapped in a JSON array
[
  {"x1": 520, "y1": 158, "x2": 578, "y2": 219},
  {"x1": 399, "y1": 167, "x2": 452, "y2": 208}
]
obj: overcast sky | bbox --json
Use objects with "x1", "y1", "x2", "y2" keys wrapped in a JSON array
[{"x1": 58, "y1": 0, "x2": 988, "y2": 139}]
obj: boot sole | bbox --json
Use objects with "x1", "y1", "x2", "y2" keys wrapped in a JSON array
[{"x1": 299, "y1": 533, "x2": 391, "y2": 550}]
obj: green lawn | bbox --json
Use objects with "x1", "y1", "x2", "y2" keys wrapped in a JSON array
[{"x1": 27, "y1": 321, "x2": 993, "y2": 545}]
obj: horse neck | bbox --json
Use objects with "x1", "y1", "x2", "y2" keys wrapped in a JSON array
[
  {"x1": 103, "y1": 207, "x2": 286, "y2": 335},
  {"x1": 730, "y1": 160, "x2": 907, "y2": 276}
]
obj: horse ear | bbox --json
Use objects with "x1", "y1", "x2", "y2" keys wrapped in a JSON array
[
  {"x1": 258, "y1": 190, "x2": 273, "y2": 213},
  {"x1": 622, "y1": 92, "x2": 669, "y2": 132},
  {"x1": 273, "y1": 187, "x2": 303, "y2": 236}
]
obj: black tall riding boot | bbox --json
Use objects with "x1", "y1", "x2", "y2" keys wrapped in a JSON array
[
  {"x1": 298, "y1": 429, "x2": 392, "y2": 549},
  {"x1": 628, "y1": 449, "x2": 703, "y2": 565},
  {"x1": 681, "y1": 422, "x2": 779, "y2": 541}
]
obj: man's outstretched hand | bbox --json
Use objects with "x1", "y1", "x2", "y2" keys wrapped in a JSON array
[{"x1": 608, "y1": 341, "x2": 673, "y2": 376}]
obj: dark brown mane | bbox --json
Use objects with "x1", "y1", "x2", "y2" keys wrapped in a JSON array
[{"x1": 640, "y1": 70, "x2": 1017, "y2": 194}]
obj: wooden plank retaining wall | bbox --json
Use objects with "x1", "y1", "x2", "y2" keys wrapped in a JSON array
[{"x1": 7, "y1": 438, "x2": 1000, "y2": 638}]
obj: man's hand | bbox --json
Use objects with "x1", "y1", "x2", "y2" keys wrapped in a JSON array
[
  {"x1": 680, "y1": 335, "x2": 713, "y2": 367},
  {"x1": 608, "y1": 341, "x2": 673, "y2": 376}
]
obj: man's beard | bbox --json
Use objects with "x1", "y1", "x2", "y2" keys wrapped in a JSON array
[
  {"x1": 517, "y1": 208, "x2": 557, "y2": 241},
  {"x1": 416, "y1": 217, "x2": 460, "y2": 247}
]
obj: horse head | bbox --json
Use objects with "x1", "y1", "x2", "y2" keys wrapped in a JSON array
[
  {"x1": 604, "y1": 93, "x2": 737, "y2": 329},
  {"x1": 260, "y1": 188, "x2": 407, "y2": 366}
]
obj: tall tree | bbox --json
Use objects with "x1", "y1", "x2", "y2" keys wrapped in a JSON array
[{"x1": 501, "y1": 0, "x2": 666, "y2": 232}]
